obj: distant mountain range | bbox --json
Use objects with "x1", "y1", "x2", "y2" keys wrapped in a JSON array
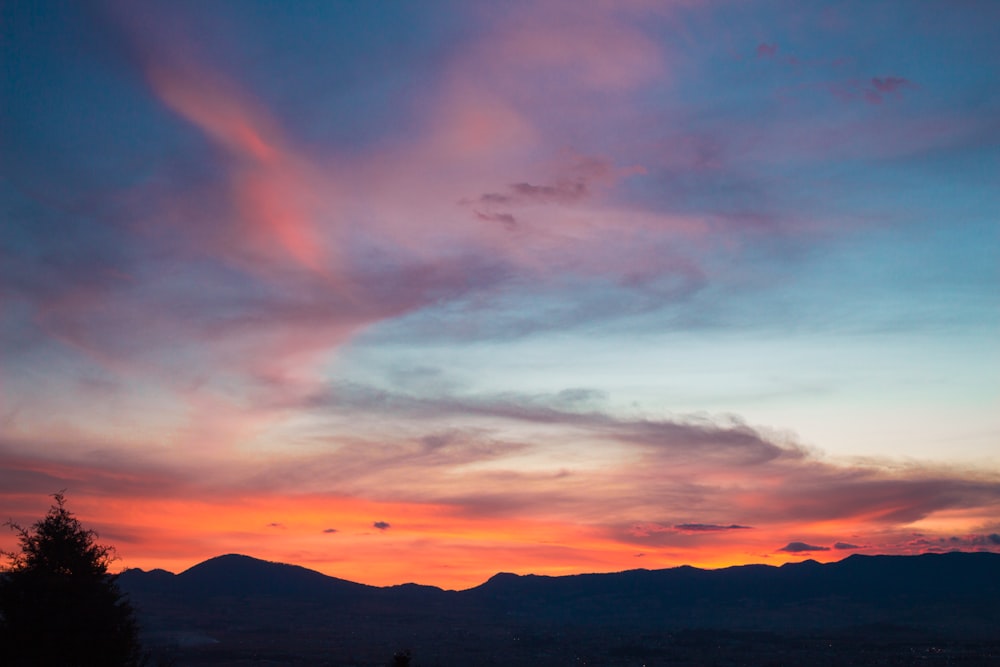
[{"x1": 119, "y1": 552, "x2": 1000, "y2": 666}]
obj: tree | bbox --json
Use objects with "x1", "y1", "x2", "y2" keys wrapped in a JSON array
[
  {"x1": 390, "y1": 648, "x2": 412, "y2": 666},
  {"x1": 0, "y1": 492, "x2": 144, "y2": 667}
]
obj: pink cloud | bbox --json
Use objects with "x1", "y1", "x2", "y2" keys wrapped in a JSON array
[
  {"x1": 147, "y1": 65, "x2": 277, "y2": 162},
  {"x1": 148, "y1": 64, "x2": 337, "y2": 275}
]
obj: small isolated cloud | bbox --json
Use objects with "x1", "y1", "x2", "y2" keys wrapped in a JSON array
[
  {"x1": 834, "y1": 541, "x2": 859, "y2": 550},
  {"x1": 475, "y1": 210, "x2": 518, "y2": 230},
  {"x1": 373, "y1": 521, "x2": 391, "y2": 530},
  {"x1": 266, "y1": 522, "x2": 285, "y2": 529},
  {"x1": 628, "y1": 522, "x2": 752, "y2": 539},
  {"x1": 468, "y1": 156, "x2": 616, "y2": 216},
  {"x1": 510, "y1": 180, "x2": 587, "y2": 203},
  {"x1": 756, "y1": 43, "x2": 777, "y2": 58},
  {"x1": 778, "y1": 541, "x2": 830, "y2": 553},
  {"x1": 475, "y1": 180, "x2": 588, "y2": 208},
  {"x1": 871, "y1": 76, "x2": 910, "y2": 93},
  {"x1": 322, "y1": 528, "x2": 338, "y2": 534},
  {"x1": 827, "y1": 75, "x2": 913, "y2": 105},
  {"x1": 629, "y1": 522, "x2": 671, "y2": 537},
  {"x1": 674, "y1": 523, "x2": 752, "y2": 533}
]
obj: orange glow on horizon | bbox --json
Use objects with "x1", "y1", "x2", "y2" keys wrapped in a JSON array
[{"x1": 3, "y1": 490, "x2": 986, "y2": 590}]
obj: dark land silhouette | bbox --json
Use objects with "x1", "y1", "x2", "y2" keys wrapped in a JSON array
[
  {"x1": 118, "y1": 551, "x2": 1000, "y2": 666},
  {"x1": 0, "y1": 494, "x2": 144, "y2": 667}
]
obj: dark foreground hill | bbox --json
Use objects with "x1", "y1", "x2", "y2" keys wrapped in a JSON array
[{"x1": 119, "y1": 551, "x2": 1000, "y2": 666}]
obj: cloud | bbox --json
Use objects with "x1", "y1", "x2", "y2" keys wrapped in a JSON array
[
  {"x1": 627, "y1": 523, "x2": 751, "y2": 539},
  {"x1": 464, "y1": 156, "x2": 625, "y2": 238},
  {"x1": 322, "y1": 528, "x2": 338, "y2": 534},
  {"x1": 307, "y1": 383, "x2": 797, "y2": 467},
  {"x1": 482, "y1": 180, "x2": 589, "y2": 206},
  {"x1": 474, "y1": 210, "x2": 518, "y2": 230},
  {"x1": 266, "y1": 522, "x2": 285, "y2": 529},
  {"x1": 481, "y1": 4, "x2": 665, "y2": 93},
  {"x1": 778, "y1": 541, "x2": 830, "y2": 553},
  {"x1": 871, "y1": 76, "x2": 910, "y2": 93},
  {"x1": 373, "y1": 521, "x2": 391, "y2": 531},
  {"x1": 3, "y1": 4, "x2": 714, "y2": 417},
  {"x1": 914, "y1": 533, "x2": 1000, "y2": 550},
  {"x1": 826, "y1": 75, "x2": 914, "y2": 105},
  {"x1": 0, "y1": 438, "x2": 194, "y2": 499},
  {"x1": 145, "y1": 61, "x2": 335, "y2": 275},
  {"x1": 756, "y1": 43, "x2": 777, "y2": 58},
  {"x1": 6, "y1": 385, "x2": 1000, "y2": 550},
  {"x1": 674, "y1": 524, "x2": 752, "y2": 532},
  {"x1": 833, "y1": 542, "x2": 859, "y2": 550},
  {"x1": 469, "y1": 155, "x2": 619, "y2": 209},
  {"x1": 202, "y1": 384, "x2": 1000, "y2": 538}
]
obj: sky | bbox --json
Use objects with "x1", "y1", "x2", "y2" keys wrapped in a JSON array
[{"x1": 1, "y1": 0, "x2": 998, "y2": 589}]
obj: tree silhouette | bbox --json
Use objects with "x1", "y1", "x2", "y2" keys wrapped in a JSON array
[
  {"x1": 390, "y1": 648, "x2": 412, "y2": 666},
  {"x1": 0, "y1": 492, "x2": 143, "y2": 667}
]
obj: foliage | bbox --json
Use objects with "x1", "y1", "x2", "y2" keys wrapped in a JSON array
[{"x1": 0, "y1": 492, "x2": 144, "y2": 667}]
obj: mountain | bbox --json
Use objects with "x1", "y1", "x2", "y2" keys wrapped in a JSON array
[
  {"x1": 120, "y1": 553, "x2": 372, "y2": 601},
  {"x1": 118, "y1": 552, "x2": 1000, "y2": 666},
  {"x1": 463, "y1": 552, "x2": 1000, "y2": 634}
]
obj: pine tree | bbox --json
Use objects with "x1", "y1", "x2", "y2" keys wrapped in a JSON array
[{"x1": 0, "y1": 492, "x2": 144, "y2": 667}]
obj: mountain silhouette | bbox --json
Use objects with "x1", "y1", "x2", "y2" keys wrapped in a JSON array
[
  {"x1": 120, "y1": 552, "x2": 1000, "y2": 666},
  {"x1": 461, "y1": 552, "x2": 1000, "y2": 633}
]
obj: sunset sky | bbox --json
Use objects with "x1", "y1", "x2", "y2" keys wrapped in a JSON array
[{"x1": 2, "y1": 0, "x2": 998, "y2": 589}]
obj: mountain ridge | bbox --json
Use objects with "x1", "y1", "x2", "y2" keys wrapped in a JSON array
[
  {"x1": 120, "y1": 549, "x2": 999, "y2": 593},
  {"x1": 118, "y1": 551, "x2": 1000, "y2": 665}
]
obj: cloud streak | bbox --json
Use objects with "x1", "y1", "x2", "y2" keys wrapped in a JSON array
[{"x1": 779, "y1": 542, "x2": 830, "y2": 553}]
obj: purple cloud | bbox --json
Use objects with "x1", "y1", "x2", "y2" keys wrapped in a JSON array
[{"x1": 373, "y1": 521, "x2": 391, "y2": 530}]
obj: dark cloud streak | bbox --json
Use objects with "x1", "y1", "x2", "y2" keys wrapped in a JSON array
[
  {"x1": 779, "y1": 541, "x2": 829, "y2": 553},
  {"x1": 674, "y1": 523, "x2": 752, "y2": 532}
]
